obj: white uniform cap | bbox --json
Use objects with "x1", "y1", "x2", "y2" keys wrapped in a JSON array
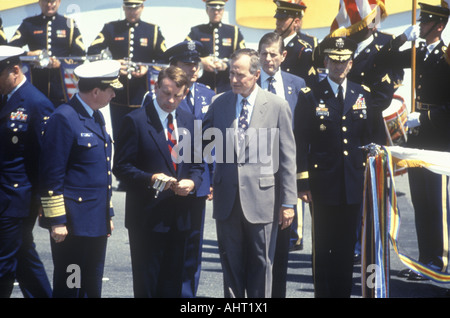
[
  {"x1": 0, "y1": 45, "x2": 25, "y2": 62},
  {"x1": 74, "y1": 60, "x2": 123, "y2": 89}
]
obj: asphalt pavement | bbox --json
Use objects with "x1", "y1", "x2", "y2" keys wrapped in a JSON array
[{"x1": 10, "y1": 171, "x2": 450, "y2": 299}]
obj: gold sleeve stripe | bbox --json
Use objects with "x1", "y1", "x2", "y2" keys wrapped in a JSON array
[
  {"x1": 41, "y1": 195, "x2": 66, "y2": 218},
  {"x1": 297, "y1": 171, "x2": 309, "y2": 180},
  {"x1": 160, "y1": 39, "x2": 167, "y2": 52},
  {"x1": 233, "y1": 26, "x2": 238, "y2": 51},
  {"x1": 69, "y1": 18, "x2": 74, "y2": 49},
  {"x1": 10, "y1": 30, "x2": 22, "y2": 43},
  {"x1": 90, "y1": 33, "x2": 105, "y2": 47},
  {"x1": 75, "y1": 35, "x2": 85, "y2": 51}
]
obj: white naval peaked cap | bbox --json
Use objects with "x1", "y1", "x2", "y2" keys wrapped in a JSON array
[
  {"x1": 0, "y1": 46, "x2": 25, "y2": 73},
  {"x1": 74, "y1": 60, "x2": 123, "y2": 89},
  {"x1": 0, "y1": 45, "x2": 25, "y2": 62}
]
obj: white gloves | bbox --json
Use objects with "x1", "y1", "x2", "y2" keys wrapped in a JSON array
[
  {"x1": 403, "y1": 25, "x2": 420, "y2": 41},
  {"x1": 405, "y1": 112, "x2": 421, "y2": 129}
]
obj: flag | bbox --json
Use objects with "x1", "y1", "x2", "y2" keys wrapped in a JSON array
[
  {"x1": 60, "y1": 60, "x2": 80, "y2": 102},
  {"x1": 330, "y1": 0, "x2": 387, "y2": 37}
]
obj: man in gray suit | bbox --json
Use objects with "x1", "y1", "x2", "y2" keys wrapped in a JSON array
[{"x1": 202, "y1": 48, "x2": 297, "y2": 298}]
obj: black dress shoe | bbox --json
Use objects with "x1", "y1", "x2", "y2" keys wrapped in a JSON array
[
  {"x1": 407, "y1": 272, "x2": 429, "y2": 281},
  {"x1": 397, "y1": 268, "x2": 413, "y2": 278}
]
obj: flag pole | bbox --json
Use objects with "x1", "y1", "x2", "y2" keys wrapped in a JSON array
[{"x1": 411, "y1": 0, "x2": 417, "y2": 113}]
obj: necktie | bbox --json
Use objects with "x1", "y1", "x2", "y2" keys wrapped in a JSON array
[
  {"x1": 0, "y1": 95, "x2": 7, "y2": 109},
  {"x1": 268, "y1": 77, "x2": 276, "y2": 94},
  {"x1": 239, "y1": 98, "x2": 249, "y2": 131},
  {"x1": 186, "y1": 90, "x2": 194, "y2": 113},
  {"x1": 167, "y1": 113, "x2": 177, "y2": 171},
  {"x1": 337, "y1": 85, "x2": 344, "y2": 113},
  {"x1": 237, "y1": 98, "x2": 249, "y2": 155},
  {"x1": 93, "y1": 111, "x2": 105, "y2": 126}
]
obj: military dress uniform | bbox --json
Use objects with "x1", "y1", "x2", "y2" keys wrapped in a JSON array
[
  {"x1": 88, "y1": 17, "x2": 167, "y2": 141},
  {"x1": 39, "y1": 61, "x2": 120, "y2": 298},
  {"x1": 294, "y1": 37, "x2": 374, "y2": 297},
  {"x1": 347, "y1": 31, "x2": 405, "y2": 145},
  {"x1": 0, "y1": 46, "x2": 54, "y2": 298},
  {"x1": 376, "y1": 3, "x2": 450, "y2": 279},
  {"x1": 9, "y1": 13, "x2": 86, "y2": 106},
  {"x1": 273, "y1": 1, "x2": 318, "y2": 86},
  {"x1": 186, "y1": 19, "x2": 245, "y2": 93},
  {"x1": 281, "y1": 32, "x2": 318, "y2": 86}
]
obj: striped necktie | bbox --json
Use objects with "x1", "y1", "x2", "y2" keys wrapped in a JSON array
[{"x1": 167, "y1": 113, "x2": 177, "y2": 171}]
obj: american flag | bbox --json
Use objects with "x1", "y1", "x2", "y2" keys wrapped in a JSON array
[
  {"x1": 330, "y1": 0, "x2": 387, "y2": 37},
  {"x1": 60, "y1": 61, "x2": 79, "y2": 102}
]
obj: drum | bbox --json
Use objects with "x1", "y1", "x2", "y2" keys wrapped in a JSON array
[
  {"x1": 383, "y1": 95, "x2": 408, "y2": 146},
  {"x1": 382, "y1": 95, "x2": 408, "y2": 176}
]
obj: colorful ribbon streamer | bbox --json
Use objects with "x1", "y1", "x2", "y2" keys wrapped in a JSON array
[{"x1": 362, "y1": 145, "x2": 450, "y2": 298}]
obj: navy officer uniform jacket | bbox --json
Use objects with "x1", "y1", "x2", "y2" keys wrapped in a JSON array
[
  {"x1": 9, "y1": 13, "x2": 86, "y2": 106},
  {"x1": 112, "y1": 97, "x2": 204, "y2": 233},
  {"x1": 0, "y1": 79, "x2": 54, "y2": 298},
  {"x1": 39, "y1": 95, "x2": 114, "y2": 237},
  {"x1": 0, "y1": 80, "x2": 54, "y2": 219},
  {"x1": 88, "y1": 19, "x2": 167, "y2": 107},
  {"x1": 186, "y1": 22, "x2": 245, "y2": 93},
  {"x1": 294, "y1": 79, "x2": 373, "y2": 205}
]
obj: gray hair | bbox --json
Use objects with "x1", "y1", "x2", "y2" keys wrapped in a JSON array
[{"x1": 230, "y1": 48, "x2": 260, "y2": 75}]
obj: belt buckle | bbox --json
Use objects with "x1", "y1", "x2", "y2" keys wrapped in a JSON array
[{"x1": 416, "y1": 102, "x2": 429, "y2": 111}]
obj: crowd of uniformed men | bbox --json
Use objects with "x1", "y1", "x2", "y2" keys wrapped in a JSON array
[{"x1": 0, "y1": 0, "x2": 449, "y2": 298}]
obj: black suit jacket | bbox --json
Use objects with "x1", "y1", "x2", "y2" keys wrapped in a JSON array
[{"x1": 113, "y1": 98, "x2": 204, "y2": 232}]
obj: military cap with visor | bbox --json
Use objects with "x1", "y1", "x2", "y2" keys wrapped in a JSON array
[
  {"x1": 273, "y1": 0, "x2": 306, "y2": 19},
  {"x1": 320, "y1": 36, "x2": 357, "y2": 62},
  {"x1": 74, "y1": 60, "x2": 123, "y2": 90}
]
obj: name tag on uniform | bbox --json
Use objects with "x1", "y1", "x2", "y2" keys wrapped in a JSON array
[
  {"x1": 316, "y1": 104, "x2": 329, "y2": 117},
  {"x1": 80, "y1": 133, "x2": 93, "y2": 137}
]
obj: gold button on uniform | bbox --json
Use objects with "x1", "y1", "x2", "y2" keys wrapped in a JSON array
[
  {"x1": 78, "y1": 197, "x2": 83, "y2": 202},
  {"x1": 342, "y1": 127, "x2": 347, "y2": 132},
  {"x1": 343, "y1": 151, "x2": 348, "y2": 156}
]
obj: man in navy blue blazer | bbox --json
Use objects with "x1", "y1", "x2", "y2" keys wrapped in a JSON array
[
  {"x1": 113, "y1": 66, "x2": 204, "y2": 298},
  {"x1": 258, "y1": 32, "x2": 306, "y2": 298},
  {"x1": 163, "y1": 41, "x2": 215, "y2": 298},
  {"x1": 39, "y1": 60, "x2": 120, "y2": 298},
  {"x1": 0, "y1": 46, "x2": 53, "y2": 298}
]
